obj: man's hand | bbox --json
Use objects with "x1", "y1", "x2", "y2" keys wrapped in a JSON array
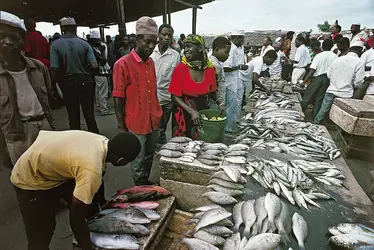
[
  {"x1": 70, "y1": 197, "x2": 93, "y2": 250},
  {"x1": 239, "y1": 64, "x2": 249, "y2": 71},
  {"x1": 218, "y1": 103, "x2": 225, "y2": 116},
  {"x1": 190, "y1": 110, "x2": 201, "y2": 127}
]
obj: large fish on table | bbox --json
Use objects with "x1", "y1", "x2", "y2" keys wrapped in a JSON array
[
  {"x1": 242, "y1": 233, "x2": 282, "y2": 250},
  {"x1": 202, "y1": 191, "x2": 238, "y2": 205},
  {"x1": 275, "y1": 201, "x2": 292, "y2": 244},
  {"x1": 90, "y1": 232, "x2": 140, "y2": 249},
  {"x1": 329, "y1": 234, "x2": 374, "y2": 249},
  {"x1": 223, "y1": 232, "x2": 241, "y2": 250},
  {"x1": 264, "y1": 193, "x2": 282, "y2": 233},
  {"x1": 194, "y1": 208, "x2": 232, "y2": 232},
  {"x1": 107, "y1": 201, "x2": 160, "y2": 210},
  {"x1": 88, "y1": 218, "x2": 149, "y2": 236},
  {"x1": 183, "y1": 237, "x2": 220, "y2": 250},
  {"x1": 242, "y1": 200, "x2": 256, "y2": 238},
  {"x1": 292, "y1": 212, "x2": 308, "y2": 250},
  {"x1": 101, "y1": 207, "x2": 151, "y2": 224}
]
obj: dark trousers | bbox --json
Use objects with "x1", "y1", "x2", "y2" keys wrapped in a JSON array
[
  {"x1": 282, "y1": 63, "x2": 293, "y2": 81},
  {"x1": 353, "y1": 80, "x2": 371, "y2": 99},
  {"x1": 60, "y1": 75, "x2": 99, "y2": 134},
  {"x1": 300, "y1": 74, "x2": 329, "y2": 119},
  {"x1": 158, "y1": 102, "x2": 173, "y2": 145},
  {"x1": 14, "y1": 179, "x2": 105, "y2": 250}
]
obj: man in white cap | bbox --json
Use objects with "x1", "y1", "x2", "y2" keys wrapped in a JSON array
[
  {"x1": 0, "y1": 11, "x2": 55, "y2": 165},
  {"x1": 314, "y1": 42, "x2": 365, "y2": 124},
  {"x1": 350, "y1": 24, "x2": 368, "y2": 45},
  {"x1": 113, "y1": 16, "x2": 162, "y2": 185},
  {"x1": 89, "y1": 30, "x2": 114, "y2": 116},
  {"x1": 223, "y1": 30, "x2": 248, "y2": 134},
  {"x1": 269, "y1": 37, "x2": 285, "y2": 78},
  {"x1": 50, "y1": 17, "x2": 99, "y2": 133}
]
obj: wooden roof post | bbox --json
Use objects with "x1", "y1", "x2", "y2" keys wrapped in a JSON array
[
  {"x1": 163, "y1": 0, "x2": 168, "y2": 24},
  {"x1": 168, "y1": 0, "x2": 172, "y2": 24},
  {"x1": 192, "y1": 7, "x2": 197, "y2": 34},
  {"x1": 117, "y1": 0, "x2": 127, "y2": 36},
  {"x1": 99, "y1": 27, "x2": 105, "y2": 41}
]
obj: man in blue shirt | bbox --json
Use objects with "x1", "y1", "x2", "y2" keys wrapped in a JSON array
[{"x1": 50, "y1": 17, "x2": 99, "y2": 133}]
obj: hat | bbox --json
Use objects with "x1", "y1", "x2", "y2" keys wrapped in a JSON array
[
  {"x1": 60, "y1": 17, "x2": 76, "y2": 26},
  {"x1": 275, "y1": 37, "x2": 282, "y2": 43},
  {"x1": 90, "y1": 30, "x2": 100, "y2": 39},
  {"x1": 231, "y1": 30, "x2": 245, "y2": 36},
  {"x1": 136, "y1": 16, "x2": 158, "y2": 36},
  {"x1": 0, "y1": 11, "x2": 26, "y2": 31},
  {"x1": 350, "y1": 40, "x2": 364, "y2": 48}
]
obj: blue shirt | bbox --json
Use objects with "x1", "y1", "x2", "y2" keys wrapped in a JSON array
[{"x1": 50, "y1": 34, "x2": 97, "y2": 77}]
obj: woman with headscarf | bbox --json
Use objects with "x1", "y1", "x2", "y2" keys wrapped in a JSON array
[{"x1": 168, "y1": 34, "x2": 224, "y2": 139}]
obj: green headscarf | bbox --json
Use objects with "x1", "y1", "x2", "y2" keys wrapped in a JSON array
[{"x1": 182, "y1": 34, "x2": 215, "y2": 71}]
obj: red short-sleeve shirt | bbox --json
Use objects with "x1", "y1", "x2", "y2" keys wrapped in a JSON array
[
  {"x1": 168, "y1": 63, "x2": 217, "y2": 97},
  {"x1": 112, "y1": 50, "x2": 162, "y2": 134}
]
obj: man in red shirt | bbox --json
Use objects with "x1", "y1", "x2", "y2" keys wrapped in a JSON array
[
  {"x1": 24, "y1": 18, "x2": 50, "y2": 68},
  {"x1": 113, "y1": 16, "x2": 162, "y2": 185}
]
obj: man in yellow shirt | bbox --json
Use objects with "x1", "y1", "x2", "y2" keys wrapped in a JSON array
[{"x1": 10, "y1": 130, "x2": 141, "y2": 250}]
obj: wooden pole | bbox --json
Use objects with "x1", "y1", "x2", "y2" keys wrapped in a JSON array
[
  {"x1": 192, "y1": 7, "x2": 197, "y2": 34},
  {"x1": 99, "y1": 27, "x2": 105, "y2": 41},
  {"x1": 117, "y1": 0, "x2": 127, "y2": 36},
  {"x1": 163, "y1": 0, "x2": 167, "y2": 24},
  {"x1": 167, "y1": 0, "x2": 171, "y2": 24}
]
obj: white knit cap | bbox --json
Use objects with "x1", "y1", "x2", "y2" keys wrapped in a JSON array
[
  {"x1": 231, "y1": 30, "x2": 245, "y2": 36},
  {"x1": 0, "y1": 11, "x2": 26, "y2": 31},
  {"x1": 60, "y1": 17, "x2": 76, "y2": 26},
  {"x1": 90, "y1": 30, "x2": 100, "y2": 39}
]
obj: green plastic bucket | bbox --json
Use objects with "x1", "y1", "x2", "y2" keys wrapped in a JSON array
[{"x1": 198, "y1": 109, "x2": 227, "y2": 143}]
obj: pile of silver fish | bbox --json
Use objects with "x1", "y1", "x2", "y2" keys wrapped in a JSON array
[
  {"x1": 247, "y1": 157, "x2": 343, "y2": 208},
  {"x1": 243, "y1": 107, "x2": 304, "y2": 125},
  {"x1": 86, "y1": 206, "x2": 161, "y2": 249},
  {"x1": 184, "y1": 193, "x2": 309, "y2": 250},
  {"x1": 249, "y1": 90, "x2": 296, "y2": 110},
  {"x1": 328, "y1": 223, "x2": 374, "y2": 249}
]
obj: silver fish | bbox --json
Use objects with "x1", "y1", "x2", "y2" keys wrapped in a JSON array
[
  {"x1": 198, "y1": 158, "x2": 222, "y2": 166},
  {"x1": 88, "y1": 218, "x2": 149, "y2": 236},
  {"x1": 102, "y1": 207, "x2": 151, "y2": 224},
  {"x1": 90, "y1": 232, "x2": 140, "y2": 250},
  {"x1": 273, "y1": 181, "x2": 281, "y2": 196},
  {"x1": 278, "y1": 181, "x2": 295, "y2": 205},
  {"x1": 179, "y1": 156, "x2": 195, "y2": 163},
  {"x1": 329, "y1": 234, "x2": 374, "y2": 249},
  {"x1": 192, "y1": 211, "x2": 206, "y2": 220},
  {"x1": 203, "y1": 143, "x2": 228, "y2": 151},
  {"x1": 300, "y1": 191, "x2": 321, "y2": 209},
  {"x1": 227, "y1": 144, "x2": 250, "y2": 152},
  {"x1": 232, "y1": 201, "x2": 245, "y2": 232},
  {"x1": 220, "y1": 165, "x2": 242, "y2": 182},
  {"x1": 204, "y1": 149, "x2": 224, "y2": 156},
  {"x1": 243, "y1": 233, "x2": 282, "y2": 250},
  {"x1": 209, "y1": 178, "x2": 245, "y2": 189},
  {"x1": 183, "y1": 237, "x2": 220, "y2": 250},
  {"x1": 190, "y1": 204, "x2": 223, "y2": 212},
  {"x1": 195, "y1": 208, "x2": 232, "y2": 232},
  {"x1": 158, "y1": 149, "x2": 183, "y2": 158},
  {"x1": 226, "y1": 150, "x2": 248, "y2": 157},
  {"x1": 264, "y1": 193, "x2": 282, "y2": 233},
  {"x1": 169, "y1": 136, "x2": 192, "y2": 143},
  {"x1": 194, "y1": 230, "x2": 226, "y2": 246},
  {"x1": 202, "y1": 191, "x2": 238, "y2": 205},
  {"x1": 211, "y1": 171, "x2": 247, "y2": 184},
  {"x1": 292, "y1": 188, "x2": 308, "y2": 210},
  {"x1": 223, "y1": 232, "x2": 241, "y2": 250},
  {"x1": 239, "y1": 237, "x2": 249, "y2": 250},
  {"x1": 207, "y1": 184, "x2": 243, "y2": 197},
  {"x1": 252, "y1": 196, "x2": 268, "y2": 236},
  {"x1": 332, "y1": 223, "x2": 374, "y2": 237},
  {"x1": 133, "y1": 208, "x2": 160, "y2": 221},
  {"x1": 161, "y1": 143, "x2": 186, "y2": 152},
  {"x1": 225, "y1": 156, "x2": 247, "y2": 164},
  {"x1": 202, "y1": 225, "x2": 233, "y2": 236},
  {"x1": 242, "y1": 199, "x2": 256, "y2": 238},
  {"x1": 292, "y1": 212, "x2": 308, "y2": 250},
  {"x1": 275, "y1": 201, "x2": 292, "y2": 244}
]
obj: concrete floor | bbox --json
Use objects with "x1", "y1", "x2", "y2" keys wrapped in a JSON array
[{"x1": 0, "y1": 103, "x2": 373, "y2": 250}]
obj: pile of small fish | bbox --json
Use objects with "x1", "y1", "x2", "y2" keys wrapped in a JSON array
[
  {"x1": 328, "y1": 223, "x2": 374, "y2": 249},
  {"x1": 183, "y1": 193, "x2": 309, "y2": 250},
  {"x1": 249, "y1": 90, "x2": 296, "y2": 110},
  {"x1": 247, "y1": 157, "x2": 343, "y2": 208},
  {"x1": 83, "y1": 186, "x2": 170, "y2": 249},
  {"x1": 242, "y1": 107, "x2": 304, "y2": 125}
]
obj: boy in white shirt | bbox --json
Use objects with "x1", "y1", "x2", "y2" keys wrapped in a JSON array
[{"x1": 291, "y1": 36, "x2": 311, "y2": 84}]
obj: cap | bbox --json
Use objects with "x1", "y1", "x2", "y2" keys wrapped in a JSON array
[
  {"x1": 90, "y1": 30, "x2": 100, "y2": 39},
  {"x1": 350, "y1": 40, "x2": 364, "y2": 48},
  {"x1": 60, "y1": 17, "x2": 77, "y2": 26},
  {"x1": 0, "y1": 11, "x2": 26, "y2": 31},
  {"x1": 231, "y1": 30, "x2": 245, "y2": 36},
  {"x1": 136, "y1": 16, "x2": 158, "y2": 36}
]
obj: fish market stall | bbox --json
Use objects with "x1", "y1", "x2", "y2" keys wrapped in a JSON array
[{"x1": 73, "y1": 195, "x2": 176, "y2": 250}]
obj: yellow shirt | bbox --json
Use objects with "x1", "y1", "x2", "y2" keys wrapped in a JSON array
[{"x1": 10, "y1": 130, "x2": 108, "y2": 204}]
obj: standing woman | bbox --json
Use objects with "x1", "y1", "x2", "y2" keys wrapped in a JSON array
[{"x1": 168, "y1": 34, "x2": 224, "y2": 139}]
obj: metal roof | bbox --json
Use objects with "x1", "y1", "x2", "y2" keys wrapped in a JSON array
[{"x1": 1, "y1": 0, "x2": 214, "y2": 27}]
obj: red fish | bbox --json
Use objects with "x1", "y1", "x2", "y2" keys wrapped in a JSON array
[
  {"x1": 108, "y1": 201, "x2": 160, "y2": 210},
  {"x1": 116, "y1": 186, "x2": 171, "y2": 196}
]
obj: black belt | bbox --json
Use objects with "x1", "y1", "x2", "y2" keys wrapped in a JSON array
[{"x1": 22, "y1": 114, "x2": 46, "y2": 123}]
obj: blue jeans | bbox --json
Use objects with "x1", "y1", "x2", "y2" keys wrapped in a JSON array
[
  {"x1": 314, "y1": 92, "x2": 336, "y2": 124},
  {"x1": 158, "y1": 102, "x2": 173, "y2": 145},
  {"x1": 130, "y1": 130, "x2": 158, "y2": 185},
  {"x1": 225, "y1": 88, "x2": 237, "y2": 133},
  {"x1": 235, "y1": 79, "x2": 244, "y2": 122}
]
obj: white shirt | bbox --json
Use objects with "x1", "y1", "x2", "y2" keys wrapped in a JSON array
[
  {"x1": 239, "y1": 56, "x2": 265, "y2": 82},
  {"x1": 260, "y1": 45, "x2": 274, "y2": 57},
  {"x1": 8, "y1": 68, "x2": 44, "y2": 119},
  {"x1": 294, "y1": 44, "x2": 311, "y2": 68},
  {"x1": 223, "y1": 42, "x2": 245, "y2": 91},
  {"x1": 209, "y1": 54, "x2": 225, "y2": 83},
  {"x1": 350, "y1": 31, "x2": 368, "y2": 44},
  {"x1": 361, "y1": 48, "x2": 374, "y2": 77},
  {"x1": 150, "y1": 45, "x2": 180, "y2": 104},
  {"x1": 310, "y1": 51, "x2": 338, "y2": 77},
  {"x1": 269, "y1": 50, "x2": 285, "y2": 77},
  {"x1": 327, "y1": 52, "x2": 365, "y2": 98},
  {"x1": 367, "y1": 66, "x2": 374, "y2": 94}
]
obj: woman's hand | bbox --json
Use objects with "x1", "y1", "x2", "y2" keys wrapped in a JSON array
[
  {"x1": 190, "y1": 110, "x2": 201, "y2": 127},
  {"x1": 218, "y1": 103, "x2": 225, "y2": 116}
]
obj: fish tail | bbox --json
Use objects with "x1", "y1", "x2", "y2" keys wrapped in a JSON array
[
  {"x1": 280, "y1": 232, "x2": 291, "y2": 245},
  {"x1": 243, "y1": 225, "x2": 251, "y2": 238}
]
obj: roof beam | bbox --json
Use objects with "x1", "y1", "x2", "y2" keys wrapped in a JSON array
[{"x1": 174, "y1": 0, "x2": 202, "y2": 9}]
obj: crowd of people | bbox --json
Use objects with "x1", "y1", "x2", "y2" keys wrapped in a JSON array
[{"x1": 1, "y1": 10, "x2": 374, "y2": 250}]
